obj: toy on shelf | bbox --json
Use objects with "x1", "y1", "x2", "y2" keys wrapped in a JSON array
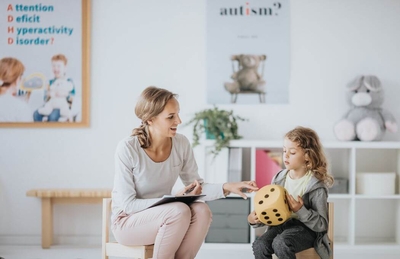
[
  {"x1": 254, "y1": 184, "x2": 291, "y2": 226},
  {"x1": 334, "y1": 75, "x2": 398, "y2": 141}
]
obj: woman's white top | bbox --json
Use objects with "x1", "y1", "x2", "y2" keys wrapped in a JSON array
[{"x1": 112, "y1": 133, "x2": 225, "y2": 220}]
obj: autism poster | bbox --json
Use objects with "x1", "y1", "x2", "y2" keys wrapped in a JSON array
[
  {"x1": 206, "y1": 0, "x2": 290, "y2": 105},
  {"x1": 0, "y1": 0, "x2": 90, "y2": 127}
]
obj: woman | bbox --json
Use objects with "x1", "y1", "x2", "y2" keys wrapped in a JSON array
[
  {"x1": 112, "y1": 86, "x2": 258, "y2": 259},
  {"x1": 0, "y1": 57, "x2": 32, "y2": 122}
]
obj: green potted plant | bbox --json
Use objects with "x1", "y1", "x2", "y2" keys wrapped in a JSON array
[{"x1": 185, "y1": 106, "x2": 247, "y2": 156}]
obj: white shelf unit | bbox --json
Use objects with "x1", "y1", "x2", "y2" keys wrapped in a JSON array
[{"x1": 199, "y1": 140, "x2": 400, "y2": 249}]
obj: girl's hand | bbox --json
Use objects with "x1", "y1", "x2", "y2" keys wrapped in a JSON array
[
  {"x1": 286, "y1": 193, "x2": 304, "y2": 212},
  {"x1": 176, "y1": 180, "x2": 202, "y2": 196},
  {"x1": 223, "y1": 181, "x2": 259, "y2": 199},
  {"x1": 248, "y1": 210, "x2": 260, "y2": 225}
]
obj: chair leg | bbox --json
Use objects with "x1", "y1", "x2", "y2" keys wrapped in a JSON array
[
  {"x1": 260, "y1": 93, "x2": 266, "y2": 103},
  {"x1": 144, "y1": 245, "x2": 154, "y2": 259},
  {"x1": 102, "y1": 198, "x2": 111, "y2": 259}
]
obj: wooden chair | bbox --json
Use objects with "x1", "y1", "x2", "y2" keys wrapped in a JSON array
[
  {"x1": 273, "y1": 202, "x2": 334, "y2": 259},
  {"x1": 102, "y1": 198, "x2": 154, "y2": 259}
]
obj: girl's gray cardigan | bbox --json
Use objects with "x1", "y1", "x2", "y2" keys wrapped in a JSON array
[{"x1": 252, "y1": 169, "x2": 332, "y2": 259}]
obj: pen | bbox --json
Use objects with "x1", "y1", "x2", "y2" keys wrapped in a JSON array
[{"x1": 184, "y1": 182, "x2": 203, "y2": 194}]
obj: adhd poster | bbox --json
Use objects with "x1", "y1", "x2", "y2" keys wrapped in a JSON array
[
  {"x1": 0, "y1": 0, "x2": 90, "y2": 126},
  {"x1": 206, "y1": 0, "x2": 290, "y2": 105}
]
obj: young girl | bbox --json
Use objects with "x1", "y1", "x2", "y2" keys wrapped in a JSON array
[
  {"x1": 112, "y1": 86, "x2": 258, "y2": 259},
  {"x1": 249, "y1": 126, "x2": 334, "y2": 259},
  {"x1": 0, "y1": 57, "x2": 33, "y2": 122}
]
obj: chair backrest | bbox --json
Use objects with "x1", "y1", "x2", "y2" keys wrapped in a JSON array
[
  {"x1": 327, "y1": 202, "x2": 334, "y2": 259},
  {"x1": 102, "y1": 198, "x2": 154, "y2": 259}
]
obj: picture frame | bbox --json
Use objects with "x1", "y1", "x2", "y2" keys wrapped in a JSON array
[{"x1": 0, "y1": 0, "x2": 90, "y2": 127}]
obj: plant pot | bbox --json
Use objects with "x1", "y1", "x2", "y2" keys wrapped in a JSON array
[{"x1": 204, "y1": 119, "x2": 225, "y2": 140}]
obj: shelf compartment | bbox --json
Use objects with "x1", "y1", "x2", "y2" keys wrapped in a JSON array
[
  {"x1": 355, "y1": 149, "x2": 399, "y2": 195},
  {"x1": 227, "y1": 147, "x2": 252, "y2": 182},
  {"x1": 329, "y1": 198, "x2": 351, "y2": 245},
  {"x1": 354, "y1": 199, "x2": 399, "y2": 245},
  {"x1": 255, "y1": 148, "x2": 283, "y2": 188},
  {"x1": 325, "y1": 148, "x2": 352, "y2": 194},
  {"x1": 206, "y1": 197, "x2": 251, "y2": 244}
]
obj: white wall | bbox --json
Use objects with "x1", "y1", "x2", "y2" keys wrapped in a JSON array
[{"x1": 1, "y1": 0, "x2": 400, "y2": 245}]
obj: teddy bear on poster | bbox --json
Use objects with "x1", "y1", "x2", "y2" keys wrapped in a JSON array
[
  {"x1": 334, "y1": 75, "x2": 398, "y2": 141},
  {"x1": 224, "y1": 54, "x2": 267, "y2": 93},
  {"x1": 38, "y1": 78, "x2": 73, "y2": 122}
]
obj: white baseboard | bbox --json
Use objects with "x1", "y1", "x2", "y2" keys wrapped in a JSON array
[
  {"x1": 2, "y1": 235, "x2": 399, "y2": 259},
  {"x1": 0, "y1": 235, "x2": 102, "y2": 246},
  {"x1": 0, "y1": 235, "x2": 39, "y2": 246}
]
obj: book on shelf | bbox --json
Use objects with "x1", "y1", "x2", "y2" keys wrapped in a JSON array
[{"x1": 228, "y1": 147, "x2": 243, "y2": 182}]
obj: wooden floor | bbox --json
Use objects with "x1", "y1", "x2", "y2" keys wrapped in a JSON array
[{"x1": 0, "y1": 245, "x2": 399, "y2": 259}]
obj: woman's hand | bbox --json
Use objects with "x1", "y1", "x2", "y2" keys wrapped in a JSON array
[
  {"x1": 176, "y1": 180, "x2": 202, "y2": 196},
  {"x1": 248, "y1": 210, "x2": 260, "y2": 225},
  {"x1": 286, "y1": 193, "x2": 303, "y2": 212},
  {"x1": 223, "y1": 181, "x2": 259, "y2": 199}
]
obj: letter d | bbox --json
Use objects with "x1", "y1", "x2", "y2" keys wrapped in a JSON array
[
  {"x1": 8, "y1": 15, "x2": 14, "y2": 22},
  {"x1": 8, "y1": 38, "x2": 14, "y2": 44}
]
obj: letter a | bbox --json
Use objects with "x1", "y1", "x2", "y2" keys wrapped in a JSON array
[
  {"x1": 7, "y1": 4, "x2": 13, "y2": 11},
  {"x1": 220, "y1": 8, "x2": 227, "y2": 15}
]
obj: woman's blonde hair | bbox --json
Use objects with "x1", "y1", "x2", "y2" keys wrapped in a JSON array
[
  {"x1": 285, "y1": 126, "x2": 334, "y2": 187},
  {"x1": 0, "y1": 57, "x2": 25, "y2": 87},
  {"x1": 132, "y1": 86, "x2": 177, "y2": 148}
]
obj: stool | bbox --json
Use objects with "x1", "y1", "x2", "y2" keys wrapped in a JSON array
[{"x1": 102, "y1": 198, "x2": 154, "y2": 259}]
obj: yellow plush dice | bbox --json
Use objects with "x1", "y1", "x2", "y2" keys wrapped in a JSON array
[{"x1": 254, "y1": 184, "x2": 291, "y2": 226}]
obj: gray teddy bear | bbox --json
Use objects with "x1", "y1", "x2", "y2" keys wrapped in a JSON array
[{"x1": 334, "y1": 75, "x2": 398, "y2": 141}]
